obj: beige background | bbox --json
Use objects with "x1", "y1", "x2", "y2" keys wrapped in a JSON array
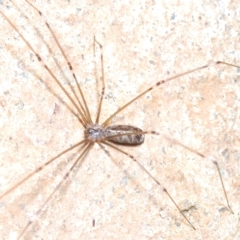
[{"x1": 0, "y1": 0, "x2": 240, "y2": 239}]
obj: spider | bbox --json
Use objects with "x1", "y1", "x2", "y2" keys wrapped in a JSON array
[{"x1": 0, "y1": 1, "x2": 240, "y2": 239}]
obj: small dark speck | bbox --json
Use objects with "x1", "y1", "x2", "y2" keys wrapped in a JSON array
[
  {"x1": 221, "y1": 148, "x2": 229, "y2": 160},
  {"x1": 53, "y1": 103, "x2": 60, "y2": 115},
  {"x1": 92, "y1": 219, "x2": 95, "y2": 227},
  {"x1": 16, "y1": 101, "x2": 24, "y2": 110},
  {"x1": 171, "y1": 13, "x2": 176, "y2": 20},
  {"x1": 219, "y1": 207, "x2": 228, "y2": 213},
  {"x1": 149, "y1": 60, "x2": 156, "y2": 65},
  {"x1": 162, "y1": 147, "x2": 166, "y2": 154},
  {"x1": 175, "y1": 220, "x2": 181, "y2": 227}
]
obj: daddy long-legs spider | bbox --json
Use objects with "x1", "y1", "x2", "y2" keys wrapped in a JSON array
[{"x1": 0, "y1": 0, "x2": 240, "y2": 239}]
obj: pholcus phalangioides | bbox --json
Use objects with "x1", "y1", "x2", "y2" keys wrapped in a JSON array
[{"x1": 0, "y1": 1, "x2": 240, "y2": 239}]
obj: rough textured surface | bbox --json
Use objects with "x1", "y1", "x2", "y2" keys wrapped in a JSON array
[{"x1": 0, "y1": 0, "x2": 240, "y2": 239}]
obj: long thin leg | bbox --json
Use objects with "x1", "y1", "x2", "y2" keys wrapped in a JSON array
[
  {"x1": 23, "y1": 0, "x2": 93, "y2": 124},
  {"x1": 102, "y1": 129, "x2": 234, "y2": 222},
  {"x1": 0, "y1": 9, "x2": 87, "y2": 127},
  {"x1": 17, "y1": 142, "x2": 94, "y2": 239},
  {"x1": 0, "y1": 140, "x2": 86, "y2": 200},
  {"x1": 103, "y1": 61, "x2": 240, "y2": 127},
  {"x1": 102, "y1": 141, "x2": 196, "y2": 230},
  {"x1": 94, "y1": 36, "x2": 106, "y2": 124},
  {"x1": 9, "y1": 0, "x2": 80, "y2": 120},
  {"x1": 213, "y1": 161, "x2": 233, "y2": 213},
  {"x1": 163, "y1": 134, "x2": 234, "y2": 214}
]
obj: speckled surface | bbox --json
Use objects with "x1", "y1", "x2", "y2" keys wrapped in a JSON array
[{"x1": 0, "y1": 0, "x2": 240, "y2": 239}]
